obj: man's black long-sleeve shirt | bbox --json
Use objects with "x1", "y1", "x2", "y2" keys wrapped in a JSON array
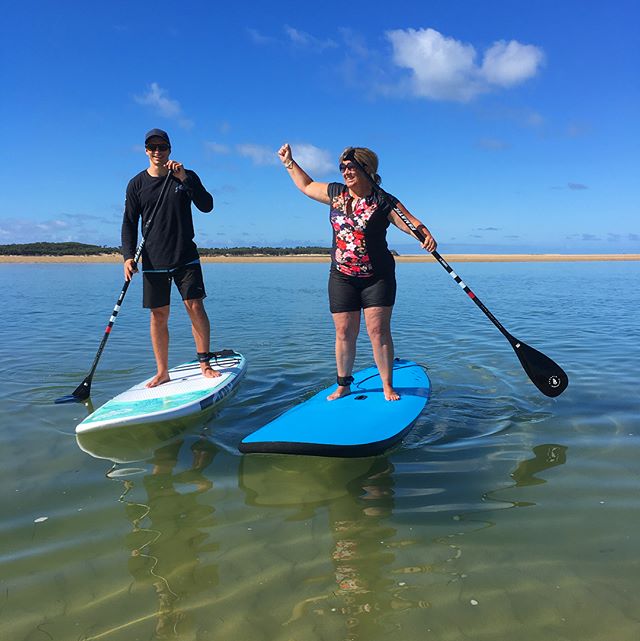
[{"x1": 121, "y1": 170, "x2": 213, "y2": 270}]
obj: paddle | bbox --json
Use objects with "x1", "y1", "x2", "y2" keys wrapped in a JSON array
[
  {"x1": 342, "y1": 149, "x2": 569, "y2": 397},
  {"x1": 55, "y1": 170, "x2": 173, "y2": 404}
]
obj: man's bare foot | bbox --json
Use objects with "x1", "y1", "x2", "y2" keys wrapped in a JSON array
[
  {"x1": 147, "y1": 372, "x2": 170, "y2": 388},
  {"x1": 327, "y1": 385, "x2": 351, "y2": 401},
  {"x1": 200, "y1": 362, "x2": 221, "y2": 379},
  {"x1": 384, "y1": 386, "x2": 400, "y2": 401}
]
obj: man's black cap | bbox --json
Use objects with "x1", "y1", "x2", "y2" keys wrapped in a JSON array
[{"x1": 144, "y1": 128, "x2": 171, "y2": 145}]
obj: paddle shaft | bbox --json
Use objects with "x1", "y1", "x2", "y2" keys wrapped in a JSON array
[
  {"x1": 60, "y1": 170, "x2": 173, "y2": 402},
  {"x1": 387, "y1": 208, "x2": 516, "y2": 344},
  {"x1": 342, "y1": 150, "x2": 568, "y2": 396},
  {"x1": 343, "y1": 153, "x2": 515, "y2": 339}
]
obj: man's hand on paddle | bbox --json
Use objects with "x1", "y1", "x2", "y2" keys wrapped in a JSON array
[
  {"x1": 166, "y1": 159, "x2": 187, "y2": 182},
  {"x1": 124, "y1": 258, "x2": 138, "y2": 281}
]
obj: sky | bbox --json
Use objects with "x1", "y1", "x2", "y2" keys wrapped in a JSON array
[{"x1": 1, "y1": 0, "x2": 638, "y2": 254}]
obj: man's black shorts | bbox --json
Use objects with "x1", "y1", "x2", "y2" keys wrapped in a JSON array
[
  {"x1": 142, "y1": 262, "x2": 207, "y2": 309},
  {"x1": 328, "y1": 269, "x2": 396, "y2": 313}
]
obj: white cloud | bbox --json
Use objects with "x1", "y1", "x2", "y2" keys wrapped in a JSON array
[
  {"x1": 236, "y1": 144, "x2": 279, "y2": 166},
  {"x1": 385, "y1": 28, "x2": 544, "y2": 102},
  {"x1": 284, "y1": 26, "x2": 337, "y2": 51},
  {"x1": 290, "y1": 143, "x2": 334, "y2": 175},
  {"x1": 0, "y1": 217, "x2": 75, "y2": 243},
  {"x1": 247, "y1": 28, "x2": 274, "y2": 45},
  {"x1": 134, "y1": 82, "x2": 194, "y2": 129},
  {"x1": 387, "y1": 28, "x2": 481, "y2": 101},
  {"x1": 205, "y1": 142, "x2": 231, "y2": 154},
  {"x1": 480, "y1": 40, "x2": 544, "y2": 87},
  {"x1": 210, "y1": 141, "x2": 333, "y2": 175}
]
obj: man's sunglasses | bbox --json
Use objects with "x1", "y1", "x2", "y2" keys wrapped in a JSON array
[{"x1": 146, "y1": 143, "x2": 170, "y2": 152}]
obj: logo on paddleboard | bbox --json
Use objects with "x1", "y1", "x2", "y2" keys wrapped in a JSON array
[{"x1": 548, "y1": 375, "x2": 562, "y2": 388}]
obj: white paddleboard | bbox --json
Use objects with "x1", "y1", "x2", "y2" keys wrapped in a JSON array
[{"x1": 76, "y1": 350, "x2": 246, "y2": 433}]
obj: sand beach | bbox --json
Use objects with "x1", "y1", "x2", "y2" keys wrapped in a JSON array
[{"x1": 0, "y1": 253, "x2": 638, "y2": 263}]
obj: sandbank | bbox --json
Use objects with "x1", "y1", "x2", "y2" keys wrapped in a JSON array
[{"x1": 0, "y1": 253, "x2": 638, "y2": 264}]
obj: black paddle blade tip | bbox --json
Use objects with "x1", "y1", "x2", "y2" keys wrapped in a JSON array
[
  {"x1": 55, "y1": 379, "x2": 92, "y2": 404},
  {"x1": 512, "y1": 339, "x2": 569, "y2": 398},
  {"x1": 536, "y1": 371, "x2": 569, "y2": 398},
  {"x1": 54, "y1": 393, "x2": 86, "y2": 404}
]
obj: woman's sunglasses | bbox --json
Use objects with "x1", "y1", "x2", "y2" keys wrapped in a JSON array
[
  {"x1": 339, "y1": 162, "x2": 359, "y2": 173},
  {"x1": 146, "y1": 143, "x2": 170, "y2": 152}
]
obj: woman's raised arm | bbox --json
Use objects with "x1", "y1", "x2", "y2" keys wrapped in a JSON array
[{"x1": 277, "y1": 143, "x2": 330, "y2": 204}]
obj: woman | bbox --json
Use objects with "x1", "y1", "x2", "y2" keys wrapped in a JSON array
[{"x1": 277, "y1": 143, "x2": 437, "y2": 401}]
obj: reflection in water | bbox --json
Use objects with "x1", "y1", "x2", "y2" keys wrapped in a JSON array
[
  {"x1": 480, "y1": 442, "x2": 569, "y2": 515},
  {"x1": 510, "y1": 444, "x2": 568, "y2": 487},
  {"x1": 75, "y1": 415, "x2": 570, "y2": 640},
  {"x1": 240, "y1": 456, "x2": 431, "y2": 640},
  {"x1": 76, "y1": 413, "x2": 214, "y2": 464},
  {"x1": 115, "y1": 438, "x2": 218, "y2": 639}
]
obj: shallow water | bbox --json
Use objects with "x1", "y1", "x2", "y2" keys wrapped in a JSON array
[{"x1": 1, "y1": 261, "x2": 639, "y2": 640}]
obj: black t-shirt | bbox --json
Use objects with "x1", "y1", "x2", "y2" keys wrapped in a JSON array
[
  {"x1": 121, "y1": 170, "x2": 213, "y2": 270},
  {"x1": 327, "y1": 182, "x2": 397, "y2": 277}
]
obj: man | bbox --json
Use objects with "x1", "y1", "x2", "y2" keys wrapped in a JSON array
[{"x1": 121, "y1": 128, "x2": 218, "y2": 387}]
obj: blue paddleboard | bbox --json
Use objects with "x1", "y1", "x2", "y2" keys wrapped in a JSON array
[{"x1": 239, "y1": 359, "x2": 430, "y2": 457}]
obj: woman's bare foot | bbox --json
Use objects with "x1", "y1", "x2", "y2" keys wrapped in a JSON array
[
  {"x1": 327, "y1": 385, "x2": 351, "y2": 401},
  {"x1": 200, "y1": 362, "x2": 221, "y2": 379},
  {"x1": 384, "y1": 385, "x2": 400, "y2": 401},
  {"x1": 147, "y1": 371, "x2": 170, "y2": 388}
]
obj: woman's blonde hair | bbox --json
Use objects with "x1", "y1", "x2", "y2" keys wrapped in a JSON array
[{"x1": 340, "y1": 147, "x2": 381, "y2": 185}]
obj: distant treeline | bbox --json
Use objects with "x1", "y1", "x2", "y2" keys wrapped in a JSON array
[
  {"x1": 0, "y1": 242, "x2": 334, "y2": 257},
  {"x1": 199, "y1": 246, "x2": 331, "y2": 256},
  {"x1": 0, "y1": 242, "x2": 120, "y2": 256}
]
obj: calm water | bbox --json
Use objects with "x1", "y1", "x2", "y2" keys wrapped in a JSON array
[{"x1": 1, "y1": 260, "x2": 639, "y2": 641}]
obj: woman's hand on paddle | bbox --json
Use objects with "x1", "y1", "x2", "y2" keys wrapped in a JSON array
[
  {"x1": 124, "y1": 258, "x2": 138, "y2": 281},
  {"x1": 166, "y1": 159, "x2": 187, "y2": 182},
  {"x1": 277, "y1": 143, "x2": 293, "y2": 167}
]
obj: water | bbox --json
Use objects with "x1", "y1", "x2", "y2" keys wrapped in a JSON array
[{"x1": 1, "y1": 260, "x2": 639, "y2": 641}]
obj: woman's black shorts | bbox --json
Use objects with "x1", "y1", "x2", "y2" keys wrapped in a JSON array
[
  {"x1": 142, "y1": 262, "x2": 207, "y2": 309},
  {"x1": 328, "y1": 269, "x2": 396, "y2": 313}
]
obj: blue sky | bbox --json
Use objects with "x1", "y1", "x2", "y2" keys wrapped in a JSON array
[{"x1": 1, "y1": 0, "x2": 638, "y2": 253}]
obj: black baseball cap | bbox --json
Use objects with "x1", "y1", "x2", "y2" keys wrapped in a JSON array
[{"x1": 144, "y1": 128, "x2": 171, "y2": 145}]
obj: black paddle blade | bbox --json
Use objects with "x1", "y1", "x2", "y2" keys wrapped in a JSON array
[
  {"x1": 509, "y1": 337, "x2": 569, "y2": 397},
  {"x1": 54, "y1": 376, "x2": 92, "y2": 404}
]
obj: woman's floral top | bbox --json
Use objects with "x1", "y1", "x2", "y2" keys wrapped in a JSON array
[{"x1": 327, "y1": 182, "x2": 397, "y2": 277}]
